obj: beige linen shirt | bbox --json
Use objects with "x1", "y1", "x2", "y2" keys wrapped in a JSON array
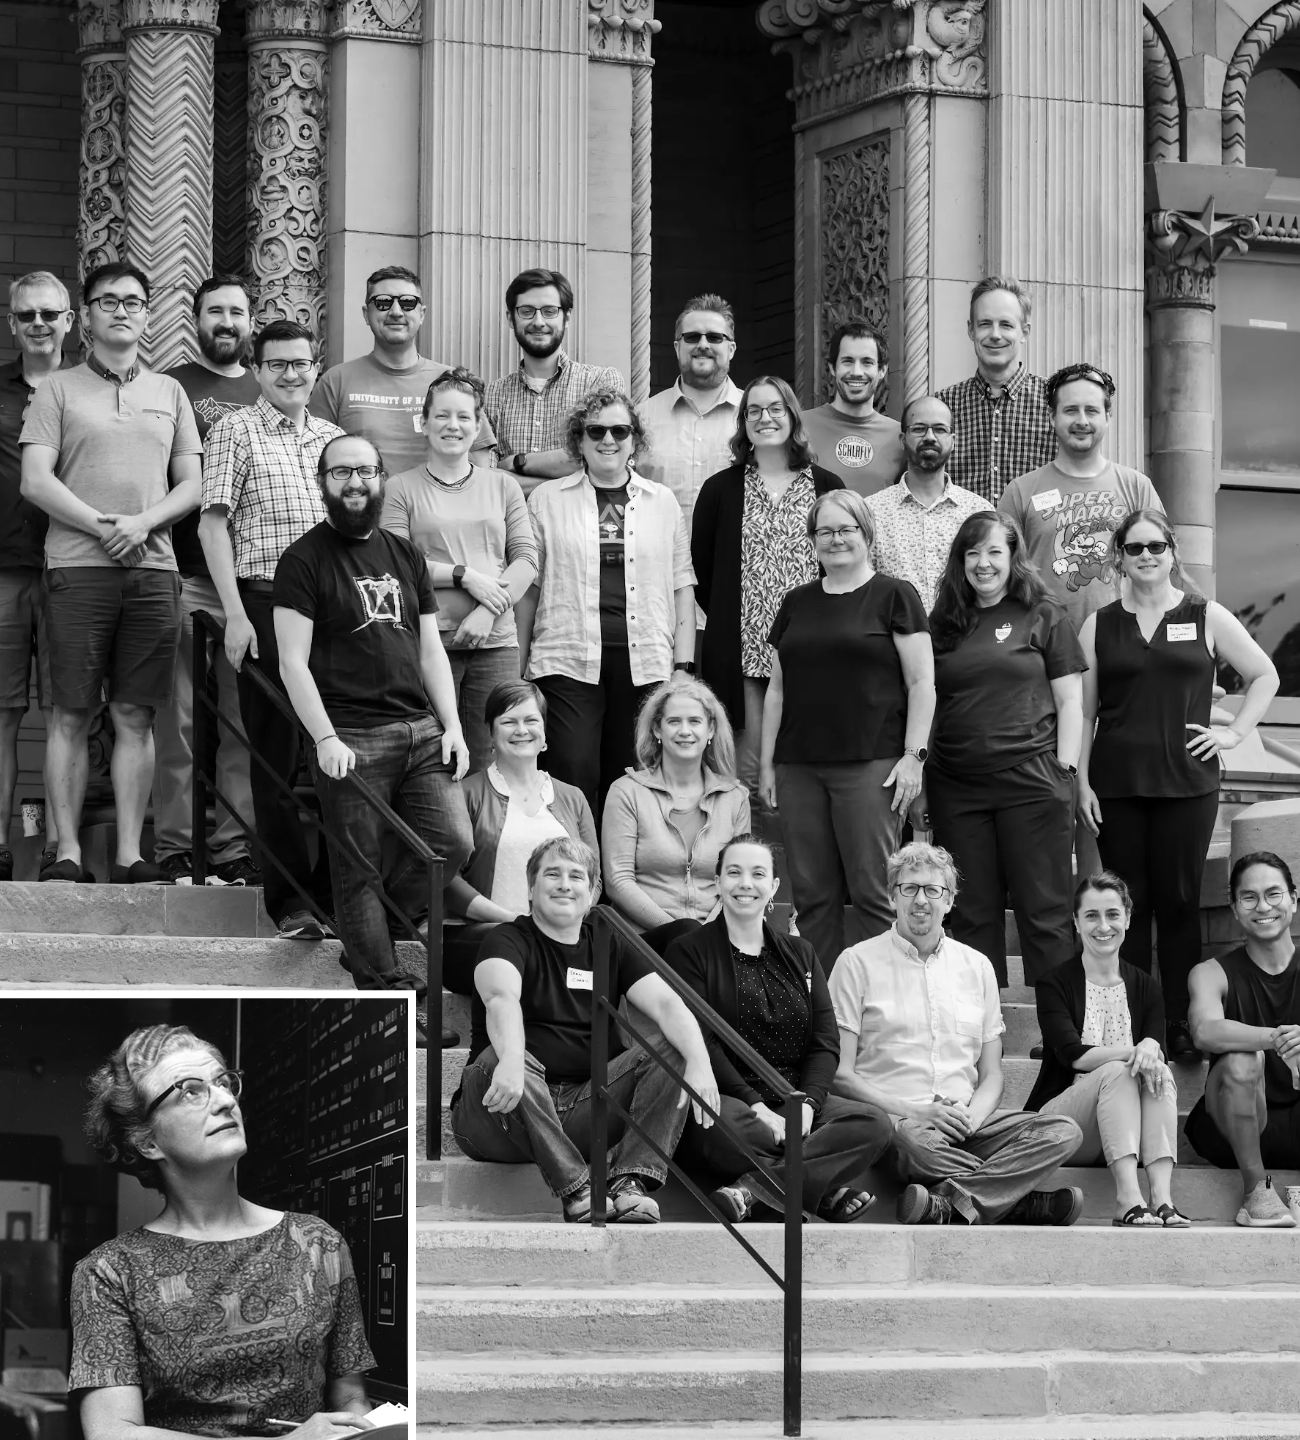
[
  {"x1": 639, "y1": 377, "x2": 743, "y2": 534},
  {"x1": 865, "y1": 474, "x2": 988, "y2": 613}
]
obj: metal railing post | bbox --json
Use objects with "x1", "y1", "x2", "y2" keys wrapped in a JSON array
[
  {"x1": 426, "y1": 855, "x2": 443, "y2": 1160},
  {"x1": 589, "y1": 930, "x2": 610, "y2": 1227},
  {"x1": 783, "y1": 1090, "x2": 805, "y2": 1438},
  {"x1": 191, "y1": 612, "x2": 211, "y2": 886}
]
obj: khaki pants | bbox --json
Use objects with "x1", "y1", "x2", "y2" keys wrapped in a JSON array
[{"x1": 1039, "y1": 1059, "x2": 1178, "y2": 1167}]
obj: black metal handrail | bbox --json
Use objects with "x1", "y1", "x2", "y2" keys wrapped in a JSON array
[
  {"x1": 590, "y1": 905, "x2": 804, "y2": 1437},
  {"x1": 190, "y1": 611, "x2": 446, "y2": 1129}
]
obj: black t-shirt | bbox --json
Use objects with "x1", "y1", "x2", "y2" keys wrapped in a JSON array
[
  {"x1": 596, "y1": 482, "x2": 629, "y2": 646},
  {"x1": 930, "y1": 596, "x2": 1086, "y2": 774},
  {"x1": 768, "y1": 574, "x2": 928, "y2": 763},
  {"x1": 468, "y1": 914, "x2": 655, "y2": 1084},
  {"x1": 272, "y1": 521, "x2": 439, "y2": 729},
  {"x1": 165, "y1": 362, "x2": 262, "y2": 577},
  {"x1": 0, "y1": 357, "x2": 50, "y2": 569},
  {"x1": 1209, "y1": 945, "x2": 1300, "y2": 1107}
]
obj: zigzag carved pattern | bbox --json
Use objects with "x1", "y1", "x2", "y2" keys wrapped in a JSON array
[
  {"x1": 213, "y1": 38, "x2": 248, "y2": 275},
  {"x1": 124, "y1": 27, "x2": 215, "y2": 369},
  {"x1": 1223, "y1": 0, "x2": 1300, "y2": 165},
  {"x1": 1141, "y1": 12, "x2": 1181, "y2": 163}
]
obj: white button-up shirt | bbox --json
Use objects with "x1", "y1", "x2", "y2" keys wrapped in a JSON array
[
  {"x1": 864, "y1": 474, "x2": 988, "y2": 613},
  {"x1": 640, "y1": 377, "x2": 743, "y2": 534},
  {"x1": 526, "y1": 467, "x2": 696, "y2": 687},
  {"x1": 828, "y1": 925, "x2": 1005, "y2": 1110}
]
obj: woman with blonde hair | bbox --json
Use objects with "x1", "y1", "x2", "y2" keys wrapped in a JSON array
[{"x1": 602, "y1": 673, "x2": 750, "y2": 955}]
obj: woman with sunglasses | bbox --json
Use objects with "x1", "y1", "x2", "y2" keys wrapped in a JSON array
[
  {"x1": 381, "y1": 367, "x2": 536, "y2": 773},
  {"x1": 517, "y1": 388, "x2": 695, "y2": 814},
  {"x1": 690, "y1": 375, "x2": 843, "y2": 796},
  {"x1": 1078, "y1": 509, "x2": 1278, "y2": 1060},
  {"x1": 71, "y1": 1025, "x2": 376, "y2": 1440}
]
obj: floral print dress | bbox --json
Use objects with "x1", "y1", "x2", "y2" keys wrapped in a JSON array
[{"x1": 739, "y1": 464, "x2": 819, "y2": 680}]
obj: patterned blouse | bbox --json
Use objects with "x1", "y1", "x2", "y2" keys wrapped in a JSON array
[
  {"x1": 739, "y1": 464, "x2": 819, "y2": 679},
  {"x1": 1080, "y1": 979, "x2": 1134, "y2": 1049},
  {"x1": 733, "y1": 943, "x2": 812, "y2": 1110},
  {"x1": 70, "y1": 1212, "x2": 375, "y2": 1437}
]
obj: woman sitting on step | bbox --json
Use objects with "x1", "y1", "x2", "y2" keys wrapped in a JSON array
[
  {"x1": 1025, "y1": 872, "x2": 1190, "y2": 1227},
  {"x1": 665, "y1": 833, "x2": 894, "y2": 1223}
]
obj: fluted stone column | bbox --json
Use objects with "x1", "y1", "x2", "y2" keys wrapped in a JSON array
[
  {"x1": 121, "y1": 0, "x2": 219, "y2": 370},
  {"x1": 77, "y1": 0, "x2": 127, "y2": 280},
  {"x1": 246, "y1": 0, "x2": 330, "y2": 336}
]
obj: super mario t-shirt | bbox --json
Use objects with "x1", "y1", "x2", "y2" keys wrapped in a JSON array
[{"x1": 998, "y1": 460, "x2": 1164, "y2": 632}]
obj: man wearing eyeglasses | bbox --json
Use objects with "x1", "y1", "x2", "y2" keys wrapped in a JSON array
[
  {"x1": 485, "y1": 268, "x2": 625, "y2": 495},
  {"x1": 311, "y1": 265, "x2": 495, "y2": 476},
  {"x1": 639, "y1": 293, "x2": 742, "y2": 533},
  {"x1": 801, "y1": 320, "x2": 905, "y2": 496},
  {"x1": 0, "y1": 270, "x2": 71, "y2": 881},
  {"x1": 199, "y1": 320, "x2": 344, "y2": 938},
  {"x1": 20, "y1": 261, "x2": 203, "y2": 885},
  {"x1": 830, "y1": 841, "x2": 1085, "y2": 1227}
]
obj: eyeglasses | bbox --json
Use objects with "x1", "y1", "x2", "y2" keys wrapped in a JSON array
[
  {"x1": 907, "y1": 423, "x2": 951, "y2": 438},
  {"x1": 814, "y1": 525, "x2": 860, "y2": 542},
  {"x1": 679, "y1": 331, "x2": 732, "y2": 346},
  {"x1": 325, "y1": 465, "x2": 382, "y2": 482},
  {"x1": 894, "y1": 883, "x2": 951, "y2": 899},
  {"x1": 144, "y1": 1069, "x2": 243, "y2": 1118},
  {"x1": 1120, "y1": 540, "x2": 1169, "y2": 557},
  {"x1": 514, "y1": 304, "x2": 563, "y2": 321},
  {"x1": 584, "y1": 423, "x2": 633, "y2": 442},
  {"x1": 89, "y1": 294, "x2": 146, "y2": 314},
  {"x1": 745, "y1": 402, "x2": 788, "y2": 421},
  {"x1": 1236, "y1": 890, "x2": 1291, "y2": 910},
  {"x1": 12, "y1": 308, "x2": 67, "y2": 324},
  {"x1": 368, "y1": 294, "x2": 421, "y2": 312},
  {"x1": 260, "y1": 358, "x2": 316, "y2": 375}
]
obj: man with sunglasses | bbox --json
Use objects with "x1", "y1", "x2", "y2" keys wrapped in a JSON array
[
  {"x1": 20, "y1": 261, "x2": 203, "y2": 884},
  {"x1": 802, "y1": 320, "x2": 905, "y2": 496},
  {"x1": 0, "y1": 271, "x2": 71, "y2": 881},
  {"x1": 311, "y1": 265, "x2": 495, "y2": 475}
]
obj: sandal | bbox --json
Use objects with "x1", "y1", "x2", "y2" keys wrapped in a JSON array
[
  {"x1": 819, "y1": 1187, "x2": 876, "y2": 1223},
  {"x1": 1112, "y1": 1203, "x2": 1161, "y2": 1227},
  {"x1": 1153, "y1": 1202, "x2": 1192, "y2": 1228}
]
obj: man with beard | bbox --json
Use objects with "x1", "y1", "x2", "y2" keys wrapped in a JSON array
[
  {"x1": 273, "y1": 432, "x2": 472, "y2": 991},
  {"x1": 311, "y1": 266, "x2": 495, "y2": 475},
  {"x1": 865, "y1": 395, "x2": 984, "y2": 613},
  {"x1": 154, "y1": 275, "x2": 263, "y2": 887},
  {"x1": 198, "y1": 320, "x2": 343, "y2": 938},
  {"x1": 801, "y1": 321, "x2": 905, "y2": 496},
  {"x1": 999, "y1": 363, "x2": 1163, "y2": 633},
  {"x1": 639, "y1": 293, "x2": 742, "y2": 533},
  {"x1": 485, "y1": 268, "x2": 624, "y2": 496}
]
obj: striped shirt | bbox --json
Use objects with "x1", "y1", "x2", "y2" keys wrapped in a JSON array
[
  {"x1": 935, "y1": 366, "x2": 1056, "y2": 504},
  {"x1": 200, "y1": 396, "x2": 343, "y2": 580},
  {"x1": 484, "y1": 351, "x2": 626, "y2": 462}
]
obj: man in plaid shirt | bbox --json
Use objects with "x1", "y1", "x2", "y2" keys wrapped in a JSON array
[
  {"x1": 936, "y1": 277, "x2": 1056, "y2": 504},
  {"x1": 485, "y1": 267, "x2": 625, "y2": 496},
  {"x1": 198, "y1": 319, "x2": 343, "y2": 940}
]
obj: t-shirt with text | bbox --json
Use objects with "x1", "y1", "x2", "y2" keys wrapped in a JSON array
[
  {"x1": 272, "y1": 520, "x2": 440, "y2": 729},
  {"x1": 801, "y1": 405, "x2": 905, "y2": 496},
  {"x1": 597, "y1": 481, "x2": 630, "y2": 645}
]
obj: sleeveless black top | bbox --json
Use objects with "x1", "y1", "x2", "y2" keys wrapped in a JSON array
[
  {"x1": 1090, "y1": 594, "x2": 1219, "y2": 798},
  {"x1": 1208, "y1": 945, "x2": 1300, "y2": 1107}
]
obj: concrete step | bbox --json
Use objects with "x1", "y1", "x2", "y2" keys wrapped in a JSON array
[
  {"x1": 414, "y1": 1350, "x2": 1300, "y2": 1426},
  {"x1": 415, "y1": 1418, "x2": 1300, "y2": 1439},
  {"x1": 0, "y1": 878, "x2": 274, "y2": 935}
]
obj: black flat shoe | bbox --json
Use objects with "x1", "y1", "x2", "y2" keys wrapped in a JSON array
[
  {"x1": 111, "y1": 860, "x2": 167, "y2": 884},
  {"x1": 39, "y1": 857, "x2": 94, "y2": 883},
  {"x1": 1167, "y1": 1020, "x2": 1200, "y2": 1063}
]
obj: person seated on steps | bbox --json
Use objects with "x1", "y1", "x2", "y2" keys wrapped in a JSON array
[
  {"x1": 1186, "y1": 851, "x2": 1300, "y2": 1229},
  {"x1": 665, "y1": 833, "x2": 893, "y2": 1224},
  {"x1": 449, "y1": 834, "x2": 720, "y2": 1225},
  {"x1": 442, "y1": 679, "x2": 596, "y2": 995},
  {"x1": 1025, "y1": 871, "x2": 1188, "y2": 1228},
  {"x1": 828, "y1": 840, "x2": 1085, "y2": 1226}
]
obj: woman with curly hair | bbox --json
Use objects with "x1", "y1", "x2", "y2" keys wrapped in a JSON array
[
  {"x1": 70, "y1": 1025, "x2": 375, "y2": 1440},
  {"x1": 516, "y1": 388, "x2": 696, "y2": 814},
  {"x1": 926, "y1": 510, "x2": 1086, "y2": 986}
]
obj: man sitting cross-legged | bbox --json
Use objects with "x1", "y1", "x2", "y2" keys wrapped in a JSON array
[
  {"x1": 1186, "y1": 850, "x2": 1300, "y2": 1227},
  {"x1": 829, "y1": 841, "x2": 1084, "y2": 1225},
  {"x1": 451, "y1": 835, "x2": 721, "y2": 1224}
]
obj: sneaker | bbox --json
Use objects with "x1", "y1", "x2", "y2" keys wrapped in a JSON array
[
  {"x1": 278, "y1": 910, "x2": 334, "y2": 940},
  {"x1": 711, "y1": 1181, "x2": 756, "y2": 1224},
  {"x1": 157, "y1": 852, "x2": 194, "y2": 886},
  {"x1": 1237, "y1": 1176, "x2": 1297, "y2": 1228},
  {"x1": 0, "y1": 848, "x2": 12, "y2": 881},
  {"x1": 1007, "y1": 1186, "x2": 1084, "y2": 1226},
  {"x1": 609, "y1": 1175, "x2": 660, "y2": 1224},
  {"x1": 897, "y1": 1183, "x2": 953, "y2": 1225},
  {"x1": 562, "y1": 1185, "x2": 615, "y2": 1224},
  {"x1": 1167, "y1": 1019, "x2": 1201, "y2": 1063},
  {"x1": 209, "y1": 855, "x2": 263, "y2": 887}
]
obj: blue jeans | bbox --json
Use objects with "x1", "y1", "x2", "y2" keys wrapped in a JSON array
[
  {"x1": 446, "y1": 645, "x2": 521, "y2": 775},
  {"x1": 312, "y1": 715, "x2": 472, "y2": 981}
]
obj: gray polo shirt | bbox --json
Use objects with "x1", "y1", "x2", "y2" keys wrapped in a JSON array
[{"x1": 20, "y1": 360, "x2": 202, "y2": 571}]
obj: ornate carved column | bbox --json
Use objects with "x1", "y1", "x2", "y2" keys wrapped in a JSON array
[
  {"x1": 1145, "y1": 203, "x2": 1259, "y2": 597},
  {"x1": 213, "y1": 5, "x2": 249, "y2": 275},
  {"x1": 246, "y1": 0, "x2": 329, "y2": 335},
  {"x1": 121, "y1": 0, "x2": 219, "y2": 371},
  {"x1": 76, "y1": 0, "x2": 127, "y2": 280}
]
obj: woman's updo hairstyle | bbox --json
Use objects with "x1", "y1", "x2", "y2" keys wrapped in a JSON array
[
  {"x1": 1072, "y1": 870, "x2": 1134, "y2": 917},
  {"x1": 85, "y1": 1024, "x2": 227, "y2": 1193},
  {"x1": 715, "y1": 831, "x2": 777, "y2": 878}
]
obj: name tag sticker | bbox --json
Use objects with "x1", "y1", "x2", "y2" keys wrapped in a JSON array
[
  {"x1": 1032, "y1": 488, "x2": 1062, "y2": 512},
  {"x1": 1167, "y1": 623, "x2": 1197, "y2": 642},
  {"x1": 412, "y1": 414, "x2": 424, "y2": 432},
  {"x1": 566, "y1": 967, "x2": 594, "y2": 991}
]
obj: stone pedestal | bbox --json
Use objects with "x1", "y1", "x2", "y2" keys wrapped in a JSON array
[{"x1": 76, "y1": 0, "x2": 127, "y2": 279}]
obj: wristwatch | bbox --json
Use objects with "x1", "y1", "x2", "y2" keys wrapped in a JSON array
[
  {"x1": 452, "y1": 564, "x2": 466, "y2": 589},
  {"x1": 512, "y1": 452, "x2": 529, "y2": 476},
  {"x1": 905, "y1": 746, "x2": 928, "y2": 762},
  {"x1": 673, "y1": 660, "x2": 696, "y2": 675}
]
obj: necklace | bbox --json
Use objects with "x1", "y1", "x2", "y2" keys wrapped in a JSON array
[{"x1": 425, "y1": 462, "x2": 474, "y2": 491}]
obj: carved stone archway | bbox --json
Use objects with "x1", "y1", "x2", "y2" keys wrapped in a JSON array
[
  {"x1": 1142, "y1": 7, "x2": 1182, "y2": 163},
  {"x1": 1222, "y1": 0, "x2": 1300, "y2": 165}
]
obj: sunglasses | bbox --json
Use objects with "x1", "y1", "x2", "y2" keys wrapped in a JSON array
[
  {"x1": 584, "y1": 423, "x2": 633, "y2": 442},
  {"x1": 679, "y1": 331, "x2": 732, "y2": 345},
  {"x1": 1120, "y1": 540, "x2": 1169, "y2": 557},
  {"x1": 369, "y1": 294, "x2": 421, "y2": 312},
  {"x1": 12, "y1": 308, "x2": 67, "y2": 324}
]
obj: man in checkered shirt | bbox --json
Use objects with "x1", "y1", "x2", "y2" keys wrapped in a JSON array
[
  {"x1": 198, "y1": 318, "x2": 344, "y2": 941},
  {"x1": 936, "y1": 277, "x2": 1056, "y2": 504}
]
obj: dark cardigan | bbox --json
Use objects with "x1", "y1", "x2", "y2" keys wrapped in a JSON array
[
  {"x1": 663, "y1": 914, "x2": 840, "y2": 1111},
  {"x1": 690, "y1": 461, "x2": 844, "y2": 726},
  {"x1": 1024, "y1": 957, "x2": 1167, "y2": 1112}
]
